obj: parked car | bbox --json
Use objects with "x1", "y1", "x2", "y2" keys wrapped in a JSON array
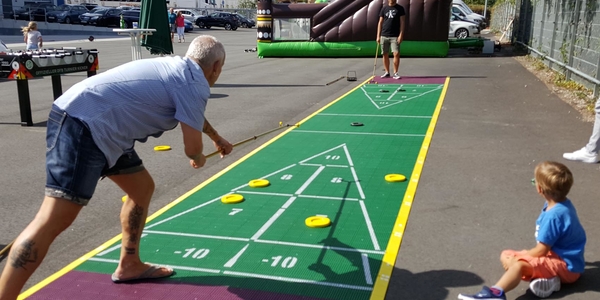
[
  {"x1": 16, "y1": 3, "x2": 55, "y2": 21},
  {"x1": 449, "y1": 14, "x2": 477, "y2": 39},
  {"x1": 87, "y1": 8, "x2": 123, "y2": 27},
  {"x1": 174, "y1": 8, "x2": 204, "y2": 24},
  {"x1": 183, "y1": 19, "x2": 194, "y2": 32},
  {"x1": 46, "y1": 4, "x2": 88, "y2": 24},
  {"x1": 121, "y1": 9, "x2": 140, "y2": 28},
  {"x1": 452, "y1": 1, "x2": 485, "y2": 30},
  {"x1": 452, "y1": 12, "x2": 479, "y2": 34},
  {"x1": 79, "y1": 6, "x2": 108, "y2": 25},
  {"x1": 195, "y1": 11, "x2": 240, "y2": 30},
  {"x1": 235, "y1": 13, "x2": 255, "y2": 28}
]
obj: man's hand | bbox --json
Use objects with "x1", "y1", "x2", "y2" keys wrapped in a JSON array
[
  {"x1": 376, "y1": 37, "x2": 380, "y2": 43},
  {"x1": 213, "y1": 136, "x2": 233, "y2": 158}
]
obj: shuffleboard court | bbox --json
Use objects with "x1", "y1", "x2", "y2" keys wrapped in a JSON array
[{"x1": 21, "y1": 77, "x2": 449, "y2": 300}]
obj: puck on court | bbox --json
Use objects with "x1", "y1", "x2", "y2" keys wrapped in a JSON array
[
  {"x1": 249, "y1": 179, "x2": 270, "y2": 188},
  {"x1": 385, "y1": 174, "x2": 407, "y2": 182}
]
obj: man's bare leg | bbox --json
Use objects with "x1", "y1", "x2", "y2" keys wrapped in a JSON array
[
  {"x1": 109, "y1": 169, "x2": 172, "y2": 279},
  {"x1": 382, "y1": 54, "x2": 391, "y2": 75},
  {"x1": 0, "y1": 197, "x2": 82, "y2": 299},
  {"x1": 393, "y1": 52, "x2": 400, "y2": 74}
]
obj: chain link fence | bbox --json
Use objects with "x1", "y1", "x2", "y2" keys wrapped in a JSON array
[{"x1": 491, "y1": 0, "x2": 600, "y2": 96}]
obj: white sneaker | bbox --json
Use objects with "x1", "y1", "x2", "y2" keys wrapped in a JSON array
[
  {"x1": 381, "y1": 72, "x2": 390, "y2": 78},
  {"x1": 393, "y1": 73, "x2": 401, "y2": 79},
  {"x1": 529, "y1": 276, "x2": 560, "y2": 298},
  {"x1": 563, "y1": 147, "x2": 599, "y2": 163}
]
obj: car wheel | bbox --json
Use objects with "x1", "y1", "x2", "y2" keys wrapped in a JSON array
[
  {"x1": 231, "y1": 26, "x2": 237, "y2": 31},
  {"x1": 455, "y1": 28, "x2": 468, "y2": 39},
  {"x1": 205, "y1": 25, "x2": 211, "y2": 29},
  {"x1": 65, "y1": 17, "x2": 71, "y2": 24},
  {"x1": 241, "y1": 22, "x2": 247, "y2": 28},
  {"x1": 196, "y1": 21, "x2": 204, "y2": 28},
  {"x1": 224, "y1": 23, "x2": 232, "y2": 30}
]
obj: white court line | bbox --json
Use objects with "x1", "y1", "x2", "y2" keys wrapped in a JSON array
[
  {"x1": 297, "y1": 194, "x2": 360, "y2": 201},
  {"x1": 224, "y1": 271, "x2": 373, "y2": 291},
  {"x1": 326, "y1": 165, "x2": 348, "y2": 168},
  {"x1": 145, "y1": 195, "x2": 223, "y2": 230},
  {"x1": 293, "y1": 130, "x2": 425, "y2": 137},
  {"x1": 255, "y1": 239, "x2": 384, "y2": 255},
  {"x1": 231, "y1": 164, "x2": 296, "y2": 191},
  {"x1": 299, "y1": 144, "x2": 346, "y2": 165},
  {"x1": 318, "y1": 113, "x2": 432, "y2": 119},
  {"x1": 97, "y1": 234, "x2": 147, "y2": 257},
  {"x1": 379, "y1": 85, "x2": 443, "y2": 109},
  {"x1": 300, "y1": 163, "x2": 323, "y2": 167},
  {"x1": 359, "y1": 200, "x2": 380, "y2": 251},
  {"x1": 361, "y1": 254, "x2": 373, "y2": 285},
  {"x1": 250, "y1": 196, "x2": 296, "y2": 240},
  {"x1": 360, "y1": 86, "x2": 378, "y2": 107},
  {"x1": 88, "y1": 257, "x2": 221, "y2": 274},
  {"x1": 237, "y1": 190, "x2": 294, "y2": 197},
  {"x1": 295, "y1": 166, "x2": 325, "y2": 195},
  {"x1": 281, "y1": 196, "x2": 297, "y2": 209},
  {"x1": 144, "y1": 230, "x2": 250, "y2": 242},
  {"x1": 224, "y1": 244, "x2": 249, "y2": 268},
  {"x1": 350, "y1": 167, "x2": 365, "y2": 200}
]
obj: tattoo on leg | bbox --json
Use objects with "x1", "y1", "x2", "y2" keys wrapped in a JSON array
[
  {"x1": 125, "y1": 247, "x2": 136, "y2": 255},
  {"x1": 128, "y1": 204, "x2": 144, "y2": 244},
  {"x1": 10, "y1": 239, "x2": 38, "y2": 270}
]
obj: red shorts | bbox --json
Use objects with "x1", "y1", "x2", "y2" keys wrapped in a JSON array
[{"x1": 502, "y1": 249, "x2": 581, "y2": 283}]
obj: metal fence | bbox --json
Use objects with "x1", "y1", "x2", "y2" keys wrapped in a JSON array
[{"x1": 491, "y1": 0, "x2": 600, "y2": 96}]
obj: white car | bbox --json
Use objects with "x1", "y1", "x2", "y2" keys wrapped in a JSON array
[
  {"x1": 449, "y1": 15, "x2": 477, "y2": 39},
  {"x1": 173, "y1": 8, "x2": 205, "y2": 23}
]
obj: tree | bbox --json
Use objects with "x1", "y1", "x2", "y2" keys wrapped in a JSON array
[{"x1": 238, "y1": 0, "x2": 256, "y2": 9}]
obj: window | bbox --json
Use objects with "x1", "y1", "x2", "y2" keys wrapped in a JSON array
[{"x1": 273, "y1": 18, "x2": 310, "y2": 41}]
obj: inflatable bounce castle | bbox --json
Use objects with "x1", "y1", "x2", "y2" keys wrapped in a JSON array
[{"x1": 256, "y1": 0, "x2": 452, "y2": 57}]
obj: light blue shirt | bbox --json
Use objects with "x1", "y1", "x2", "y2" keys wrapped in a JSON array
[
  {"x1": 535, "y1": 199, "x2": 586, "y2": 273},
  {"x1": 54, "y1": 56, "x2": 209, "y2": 167}
]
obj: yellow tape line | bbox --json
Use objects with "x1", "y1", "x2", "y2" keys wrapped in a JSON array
[{"x1": 369, "y1": 77, "x2": 450, "y2": 300}]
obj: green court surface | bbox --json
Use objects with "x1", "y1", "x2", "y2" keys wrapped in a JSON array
[{"x1": 23, "y1": 78, "x2": 449, "y2": 300}]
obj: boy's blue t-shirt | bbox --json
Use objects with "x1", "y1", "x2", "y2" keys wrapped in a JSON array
[
  {"x1": 168, "y1": 12, "x2": 177, "y2": 24},
  {"x1": 535, "y1": 199, "x2": 586, "y2": 273}
]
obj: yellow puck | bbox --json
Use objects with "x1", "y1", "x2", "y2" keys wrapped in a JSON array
[
  {"x1": 249, "y1": 179, "x2": 270, "y2": 188},
  {"x1": 154, "y1": 145, "x2": 172, "y2": 151},
  {"x1": 121, "y1": 195, "x2": 127, "y2": 202},
  {"x1": 221, "y1": 194, "x2": 244, "y2": 204},
  {"x1": 305, "y1": 216, "x2": 331, "y2": 228},
  {"x1": 385, "y1": 174, "x2": 406, "y2": 182}
]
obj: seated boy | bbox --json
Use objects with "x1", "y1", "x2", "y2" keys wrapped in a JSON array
[{"x1": 458, "y1": 161, "x2": 586, "y2": 299}]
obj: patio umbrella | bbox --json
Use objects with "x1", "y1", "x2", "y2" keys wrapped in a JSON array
[{"x1": 140, "y1": 0, "x2": 173, "y2": 55}]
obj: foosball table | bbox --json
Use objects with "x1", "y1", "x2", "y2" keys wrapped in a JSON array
[{"x1": 0, "y1": 47, "x2": 99, "y2": 126}]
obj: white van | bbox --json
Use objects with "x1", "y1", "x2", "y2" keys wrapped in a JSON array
[{"x1": 452, "y1": 0, "x2": 486, "y2": 29}]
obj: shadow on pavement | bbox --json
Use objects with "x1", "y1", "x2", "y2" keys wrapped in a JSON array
[{"x1": 386, "y1": 268, "x2": 484, "y2": 299}]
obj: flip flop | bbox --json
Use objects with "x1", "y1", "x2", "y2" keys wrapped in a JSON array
[{"x1": 111, "y1": 264, "x2": 174, "y2": 283}]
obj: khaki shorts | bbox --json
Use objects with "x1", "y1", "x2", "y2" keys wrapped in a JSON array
[{"x1": 380, "y1": 36, "x2": 399, "y2": 54}]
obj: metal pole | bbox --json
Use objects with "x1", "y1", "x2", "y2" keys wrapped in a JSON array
[
  {"x1": 484, "y1": 0, "x2": 488, "y2": 19},
  {"x1": 566, "y1": 0, "x2": 582, "y2": 81}
]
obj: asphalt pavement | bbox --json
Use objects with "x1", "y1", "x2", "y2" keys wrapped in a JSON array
[{"x1": 0, "y1": 28, "x2": 598, "y2": 299}]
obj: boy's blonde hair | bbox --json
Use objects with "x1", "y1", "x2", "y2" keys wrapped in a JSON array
[
  {"x1": 534, "y1": 161, "x2": 573, "y2": 201},
  {"x1": 21, "y1": 22, "x2": 38, "y2": 35}
]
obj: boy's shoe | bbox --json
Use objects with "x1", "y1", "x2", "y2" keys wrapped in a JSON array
[
  {"x1": 458, "y1": 286, "x2": 506, "y2": 300},
  {"x1": 393, "y1": 73, "x2": 401, "y2": 79},
  {"x1": 529, "y1": 276, "x2": 560, "y2": 298},
  {"x1": 381, "y1": 72, "x2": 390, "y2": 78},
  {"x1": 563, "y1": 147, "x2": 599, "y2": 163}
]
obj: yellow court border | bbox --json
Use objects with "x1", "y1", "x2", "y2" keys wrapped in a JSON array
[
  {"x1": 369, "y1": 77, "x2": 451, "y2": 300},
  {"x1": 19, "y1": 77, "x2": 373, "y2": 299}
]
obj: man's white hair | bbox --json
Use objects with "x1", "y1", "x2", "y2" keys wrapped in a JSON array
[{"x1": 185, "y1": 35, "x2": 226, "y2": 70}]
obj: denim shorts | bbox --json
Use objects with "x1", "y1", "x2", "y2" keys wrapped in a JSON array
[{"x1": 45, "y1": 105, "x2": 145, "y2": 206}]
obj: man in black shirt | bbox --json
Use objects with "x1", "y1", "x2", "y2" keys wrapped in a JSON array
[{"x1": 377, "y1": 0, "x2": 406, "y2": 79}]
